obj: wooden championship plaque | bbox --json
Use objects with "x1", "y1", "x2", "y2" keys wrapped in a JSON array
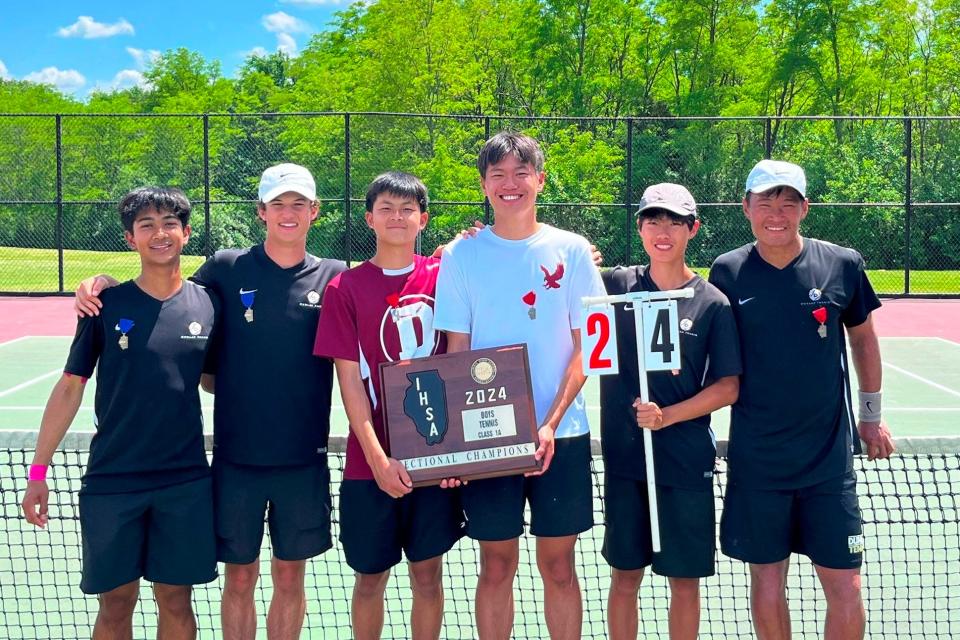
[{"x1": 379, "y1": 344, "x2": 541, "y2": 487}]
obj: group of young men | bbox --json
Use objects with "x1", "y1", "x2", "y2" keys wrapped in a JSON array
[{"x1": 21, "y1": 130, "x2": 895, "y2": 640}]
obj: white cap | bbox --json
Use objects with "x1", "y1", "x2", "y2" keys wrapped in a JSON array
[
  {"x1": 745, "y1": 159, "x2": 806, "y2": 198},
  {"x1": 258, "y1": 163, "x2": 316, "y2": 203},
  {"x1": 636, "y1": 183, "x2": 697, "y2": 219}
]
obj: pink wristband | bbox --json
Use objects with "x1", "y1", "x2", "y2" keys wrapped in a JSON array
[{"x1": 28, "y1": 464, "x2": 48, "y2": 482}]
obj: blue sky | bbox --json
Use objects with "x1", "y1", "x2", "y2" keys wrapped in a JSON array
[{"x1": 0, "y1": 1, "x2": 346, "y2": 97}]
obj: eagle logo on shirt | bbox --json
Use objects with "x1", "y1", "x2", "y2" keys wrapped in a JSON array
[{"x1": 541, "y1": 263, "x2": 564, "y2": 289}]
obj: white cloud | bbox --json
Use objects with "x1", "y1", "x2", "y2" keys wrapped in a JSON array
[
  {"x1": 244, "y1": 46, "x2": 270, "y2": 59},
  {"x1": 280, "y1": 0, "x2": 344, "y2": 5},
  {"x1": 24, "y1": 67, "x2": 86, "y2": 92},
  {"x1": 277, "y1": 33, "x2": 298, "y2": 56},
  {"x1": 261, "y1": 12, "x2": 312, "y2": 57},
  {"x1": 111, "y1": 69, "x2": 149, "y2": 90},
  {"x1": 126, "y1": 47, "x2": 161, "y2": 70},
  {"x1": 57, "y1": 16, "x2": 134, "y2": 39},
  {"x1": 87, "y1": 69, "x2": 152, "y2": 96},
  {"x1": 0, "y1": 60, "x2": 10, "y2": 81},
  {"x1": 262, "y1": 11, "x2": 310, "y2": 34}
]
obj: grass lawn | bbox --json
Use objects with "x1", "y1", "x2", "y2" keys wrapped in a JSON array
[
  {"x1": 687, "y1": 266, "x2": 959, "y2": 294},
  {"x1": 2, "y1": 246, "x2": 959, "y2": 294},
  {"x1": 0, "y1": 247, "x2": 206, "y2": 292}
]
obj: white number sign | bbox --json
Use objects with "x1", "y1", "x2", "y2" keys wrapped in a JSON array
[
  {"x1": 580, "y1": 304, "x2": 619, "y2": 376},
  {"x1": 639, "y1": 300, "x2": 681, "y2": 371}
]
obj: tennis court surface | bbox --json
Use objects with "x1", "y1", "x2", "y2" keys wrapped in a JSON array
[{"x1": 1, "y1": 297, "x2": 959, "y2": 638}]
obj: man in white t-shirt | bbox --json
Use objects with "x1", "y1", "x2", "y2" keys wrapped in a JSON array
[{"x1": 434, "y1": 131, "x2": 605, "y2": 640}]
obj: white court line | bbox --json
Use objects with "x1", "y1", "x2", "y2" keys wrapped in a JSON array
[
  {"x1": 879, "y1": 336, "x2": 960, "y2": 348},
  {"x1": 931, "y1": 337, "x2": 960, "y2": 348},
  {"x1": 884, "y1": 361, "x2": 960, "y2": 399},
  {"x1": 1, "y1": 406, "x2": 93, "y2": 411},
  {"x1": 0, "y1": 369, "x2": 63, "y2": 399},
  {"x1": 0, "y1": 336, "x2": 69, "y2": 348},
  {"x1": 0, "y1": 335, "x2": 71, "y2": 352}
]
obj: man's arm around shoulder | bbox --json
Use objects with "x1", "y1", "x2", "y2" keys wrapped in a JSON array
[{"x1": 74, "y1": 274, "x2": 120, "y2": 317}]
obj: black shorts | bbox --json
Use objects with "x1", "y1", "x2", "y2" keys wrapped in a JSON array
[
  {"x1": 79, "y1": 475, "x2": 217, "y2": 595},
  {"x1": 720, "y1": 472, "x2": 863, "y2": 569},
  {"x1": 339, "y1": 480, "x2": 465, "y2": 574},
  {"x1": 213, "y1": 459, "x2": 332, "y2": 564},
  {"x1": 601, "y1": 474, "x2": 715, "y2": 578},
  {"x1": 461, "y1": 433, "x2": 593, "y2": 541}
]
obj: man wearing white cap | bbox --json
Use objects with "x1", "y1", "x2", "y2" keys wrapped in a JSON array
[
  {"x1": 601, "y1": 183, "x2": 741, "y2": 640},
  {"x1": 709, "y1": 160, "x2": 894, "y2": 639},
  {"x1": 74, "y1": 163, "x2": 347, "y2": 639}
]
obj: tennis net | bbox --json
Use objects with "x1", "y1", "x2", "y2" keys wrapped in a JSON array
[{"x1": 2, "y1": 431, "x2": 957, "y2": 639}]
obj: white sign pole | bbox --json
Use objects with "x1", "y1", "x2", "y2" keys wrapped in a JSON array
[
  {"x1": 581, "y1": 287, "x2": 693, "y2": 555},
  {"x1": 632, "y1": 302, "x2": 661, "y2": 553}
]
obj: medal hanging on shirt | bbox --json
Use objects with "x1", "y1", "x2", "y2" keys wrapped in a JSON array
[
  {"x1": 812, "y1": 306, "x2": 827, "y2": 339},
  {"x1": 522, "y1": 291, "x2": 537, "y2": 320},
  {"x1": 239, "y1": 289, "x2": 257, "y2": 323},
  {"x1": 117, "y1": 318, "x2": 134, "y2": 350}
]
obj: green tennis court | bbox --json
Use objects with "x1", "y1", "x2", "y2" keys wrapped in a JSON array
[
  {"x1": 2, "y1": 335, "x2": 959, "y2": 438},
  {"x1": 2, "y1": 335, "x2": 959, "y2": 638}
]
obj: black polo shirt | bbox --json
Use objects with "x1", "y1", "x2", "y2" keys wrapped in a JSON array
[
  {"x1": 600, "y1": 266, "x2": 742, "y2": 490},
  {"x1": 66, "y1": 280, "x2": 217, "y2": 495},
  {"x1": 192, "y1": 243, "x2": 346, "y2": 466},
  {"x1": 708, "y1": 239, "x2": 881, "y2": 489}
]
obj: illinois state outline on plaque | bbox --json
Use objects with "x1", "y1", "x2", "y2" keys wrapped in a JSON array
[{"x1": 402, "y1": 370, "x2": 448, "y2": 445}]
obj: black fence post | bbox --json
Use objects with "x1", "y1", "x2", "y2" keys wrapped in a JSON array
[
  {"x1": 55, "y1": 114, "x2": 64, "y2": 293},
  {"x1": 625, "y1": 118, "x2": 634, "y2": 266},
  {"x1": 904, "y1": 118, "x2": 913, "y2": 295},
  {"x1": 344, "y1": 113, "x2": 352, "y2": 265},
  {"x1": 203, "y1": 114, "x2": 211, "y2": 258},
  {"x1": 765, "y1": 118, "x2": 773, "y2": 159},
  {"x1": 483, "y1": 115, "x2": 491, "y2": 225}
]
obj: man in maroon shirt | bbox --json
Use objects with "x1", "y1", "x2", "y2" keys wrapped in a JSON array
[{"x1": 313, "y1": 171, "x2": 464, "y2": 640}]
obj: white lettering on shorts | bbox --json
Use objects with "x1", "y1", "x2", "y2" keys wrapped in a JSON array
[{"x1": 848, "y1": 534, "x2": 864, "y2": 554}]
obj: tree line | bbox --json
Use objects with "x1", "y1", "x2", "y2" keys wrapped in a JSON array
[{"x1": 0, "y1": 0, "x2": 958, "y2": 271}]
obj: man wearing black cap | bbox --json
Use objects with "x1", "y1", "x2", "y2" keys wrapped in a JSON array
[
  {"x1": 600, "y1": 183, "x2": 741, "y2": 640},
  {"x1": 709, "y1": 160, "x2": 894, "y2": 639}
]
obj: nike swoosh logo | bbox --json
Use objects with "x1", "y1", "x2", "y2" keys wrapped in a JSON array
[
  {"x1": 866, "y1": 401, "x2": 874, "y2": 412},
  {"x1": 239, "y1": 288, "x2": 257, "y2": 295},
  {"x1": 738, "y1": 297, "x2": 756, "y2": 305}
]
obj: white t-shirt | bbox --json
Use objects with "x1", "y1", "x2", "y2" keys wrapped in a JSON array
[{"x1": 434, "y1": 224, "x2": 605, "y2": 439}]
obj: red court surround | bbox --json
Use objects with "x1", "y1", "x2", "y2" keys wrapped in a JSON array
[{"x1": 0, "y1": 296, "x2": 958, "y2": 344}]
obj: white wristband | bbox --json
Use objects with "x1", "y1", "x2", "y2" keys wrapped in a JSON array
[{"x1": 858, "y1": 390, "x2": 882, "y2": 423}]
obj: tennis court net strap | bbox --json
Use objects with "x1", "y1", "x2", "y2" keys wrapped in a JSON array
[{"x1": 2, "y1": 432, "x2": 958, "y2": 639}]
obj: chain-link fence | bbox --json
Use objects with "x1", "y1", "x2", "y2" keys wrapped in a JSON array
[{"x1": 1, "y1": 113, "x2": 958, "y2": 295}]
